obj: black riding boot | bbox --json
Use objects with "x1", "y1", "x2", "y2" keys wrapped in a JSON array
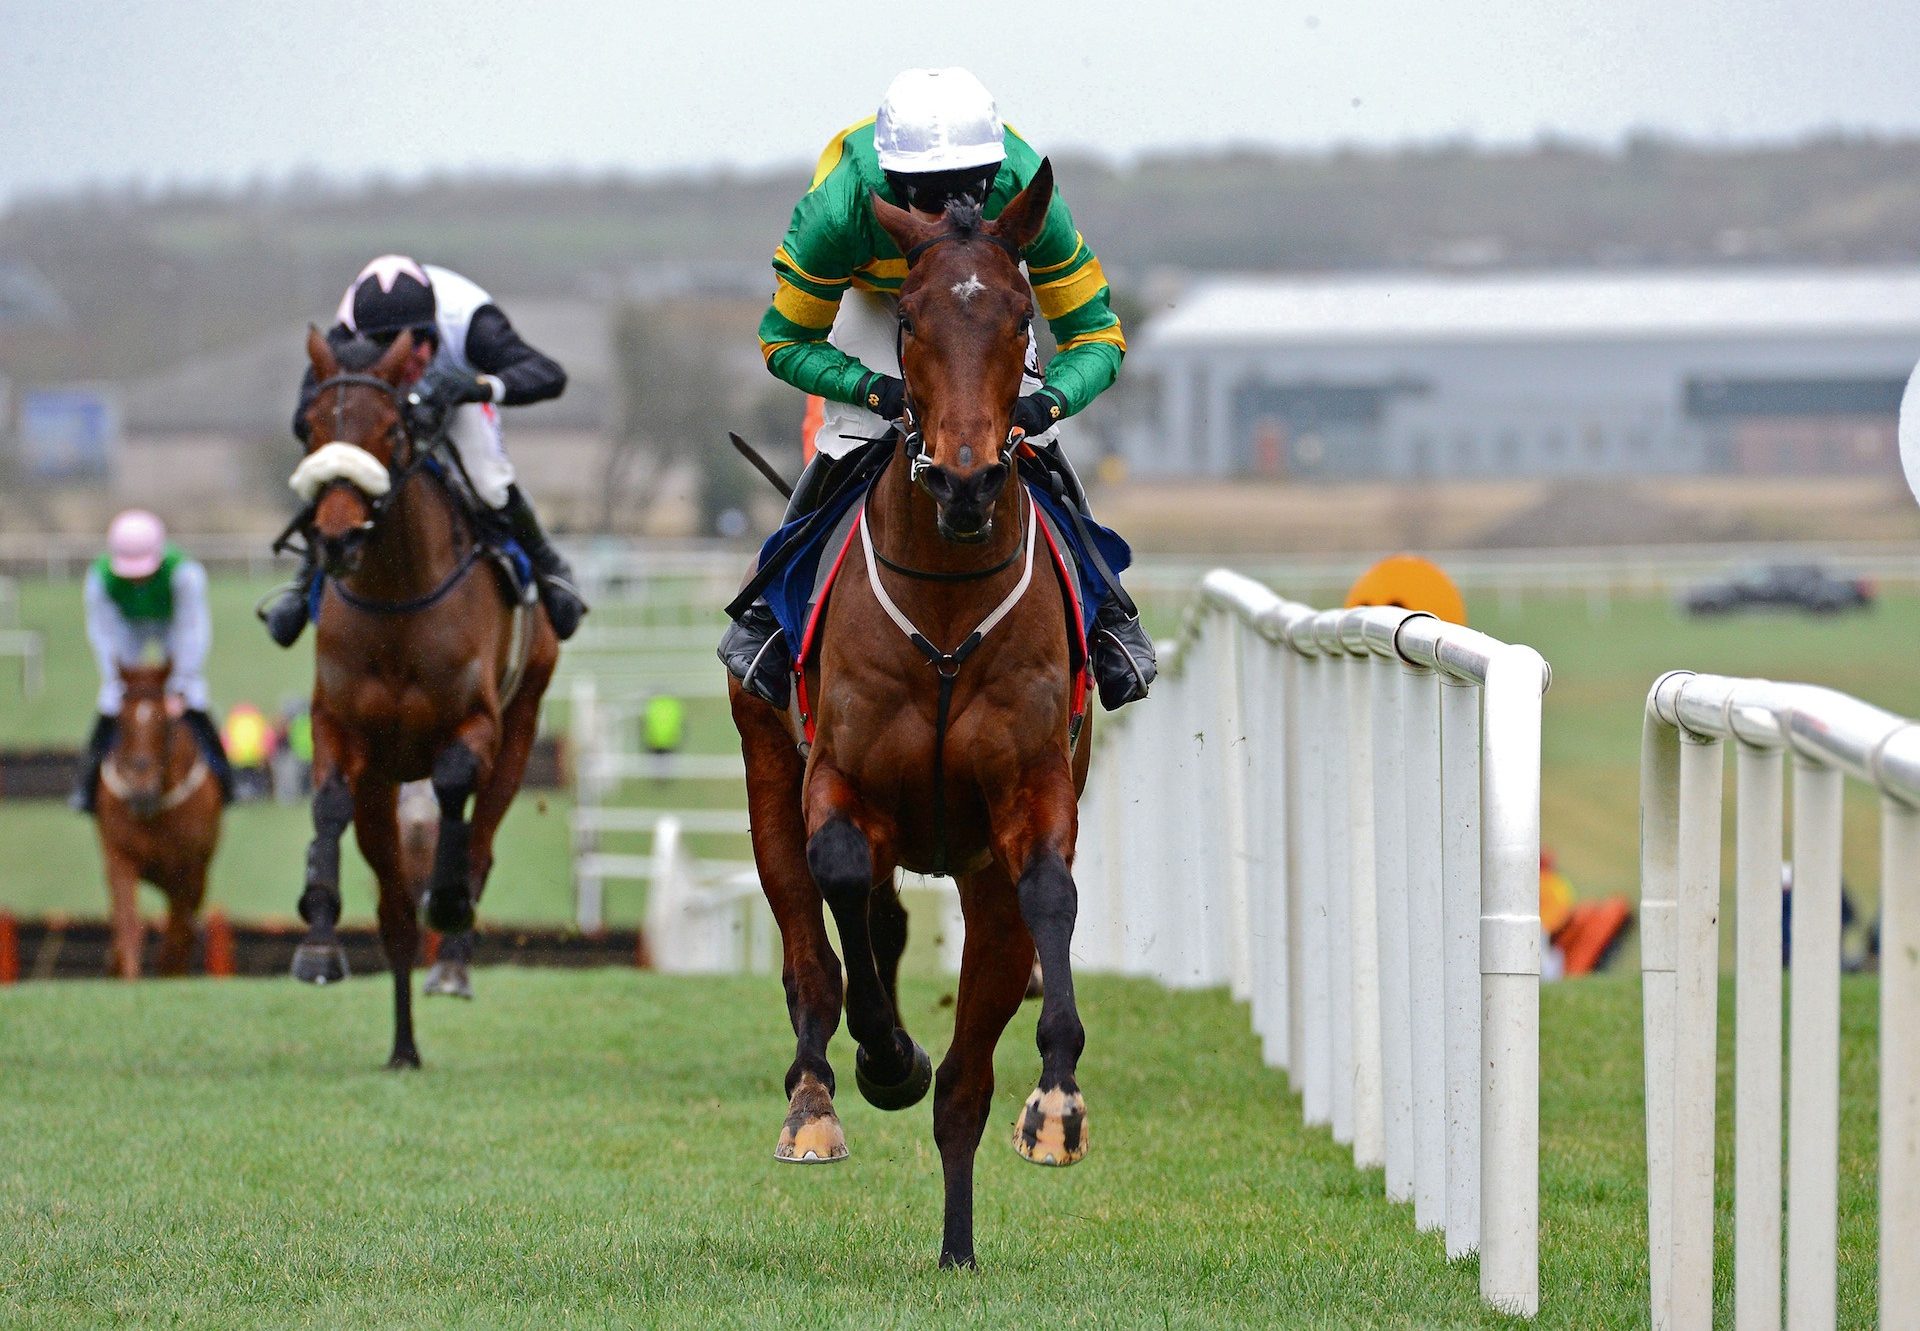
[
  {"x1": 719, "y1": 451, "x2": 842, "y2": 709},
  {"x1": 257, "y1": 546, "x2": 320, "y2": 648},
  {"x1": 181, "y1": 709, "x2": 235, "y2": 804},
  {"x1": 1031, "y1": 443, "x2": 1157, "y2": 709},
  {"x1": 501, "y1": 484, "x2": 588, "y2": 641},
  {"x1": 69, "y1": 713, "x2": 116, "y2": 814}
]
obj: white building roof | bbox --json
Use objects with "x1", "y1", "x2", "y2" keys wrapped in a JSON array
[{"x1": 1139, "y1": 267, "x2": 1920, "y2": 350}]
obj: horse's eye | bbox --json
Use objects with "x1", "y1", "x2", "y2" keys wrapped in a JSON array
[{"x1": 898, "y1": 315, "x2": 914, "y2": 337}]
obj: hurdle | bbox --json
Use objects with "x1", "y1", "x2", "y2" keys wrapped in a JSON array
[
  {"x1": 1074, "y1": 569, "x2": 1548, "y2": 1316},
  {"x1": 1641, "y1": 672, "x2": 1919, "y2": 1329}
]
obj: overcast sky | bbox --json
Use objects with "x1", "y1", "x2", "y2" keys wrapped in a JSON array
[{"x1": 4, "y1": 0, "x2": 1918, "y2": 205}]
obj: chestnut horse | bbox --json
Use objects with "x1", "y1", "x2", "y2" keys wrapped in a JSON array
[
  {"x1": 290, "y1": 328, "x2": 558, "y2": 1066},
  {"x1": 94, "y1": 662, "x2": 223, "y2": 977},
  {"x1": 731, "y1": 161, "x2": 1095, "y2": 1268}
]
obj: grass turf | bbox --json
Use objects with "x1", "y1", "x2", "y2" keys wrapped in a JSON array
[{"x1": 0, "y1": 969, "x2": 1882, "y2": 1328}]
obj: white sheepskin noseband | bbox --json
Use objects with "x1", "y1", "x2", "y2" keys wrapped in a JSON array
[{"x1": 290, "y1": 442, "x2": 393, "y2": 503}]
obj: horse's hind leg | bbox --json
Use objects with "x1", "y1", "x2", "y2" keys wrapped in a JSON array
[
  {"x1": 355, "y1": 780, "x2": 421, "y2": 1069},
  {"x1": 933, "y1": 863, "x2": 1037, "y2": 1269},
  {"x1": 733, "y1": 684, "x2": 846, "y2": 1163},
  {"x1": 293, "y1": 710, "x2": 354, "y2": 985},
  {"x1": 805, "y1": 764, "x2": 929, "y2": 1111},
  {"x1": 103, "y1": 849, "x2": 144, "y2": 980}
]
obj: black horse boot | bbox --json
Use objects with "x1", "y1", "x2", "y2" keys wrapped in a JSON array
[
  {"x1": 257, "y1": 546, "x2": 320, "y2": 648},
  {"x1": 719, "y1": 451, "x2": 844, "y2": 709},
  {"x1": 181, "y1": 709, "x2": 236, "y2": 804},
  {"x1": 69, "y1": 713, "x2": 116, "y2": 814},
  {"x1": 501, "y1": 484, "x2": 588, "y2": 640},
  {"x1": 1031, "y1": 442, "x2": 1156, "y2": 709}
]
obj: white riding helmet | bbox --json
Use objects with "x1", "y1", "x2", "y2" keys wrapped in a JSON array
[
  {"x1": 107, "y1": 509, "x2": 166, "y2": 579},
  {"x1": 875, "y1": 68, "x2": 1005, "y2": 173}
]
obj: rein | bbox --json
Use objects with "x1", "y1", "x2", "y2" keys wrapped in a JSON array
[{"x1": 860, "y1": 490, "x2": 1037, "y2": 874}]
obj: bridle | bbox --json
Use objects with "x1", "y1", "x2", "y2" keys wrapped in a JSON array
[
  {"x1": 893, "y1": 229, "x2": 1029, "y2": 489},
  {"x1": 102, "y1": 695, "x2": 206, "y2": 816},
  {"x1": 272, "y1": 371, "x2": 484, "y2": 616}
]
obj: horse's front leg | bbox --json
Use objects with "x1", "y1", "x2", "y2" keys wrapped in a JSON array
[
  {"x1": 804, "y1": 761, "x2": 930, "y2": 1111},
  {"x1": 353, "y1": 779, "x2": 421, "y2": 1069},
  {"x1": 994, "y1": 764, "x2": 1089, "y2": 1166},
  {"x1": 424, "y1": 716, "x2": 497, "y2": 935},
  {"x1": 292, "y1": 707, "x2": 355, "y2": 985}
]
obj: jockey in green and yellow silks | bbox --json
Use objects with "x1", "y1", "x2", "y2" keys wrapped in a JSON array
[{"x1": 722, "y1": 67, "x2": 1154, "y2": 711}]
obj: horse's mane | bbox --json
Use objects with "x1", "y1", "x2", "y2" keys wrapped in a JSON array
[{"x1": 942, "y1": 199, "x2": 985, "y2": 239}]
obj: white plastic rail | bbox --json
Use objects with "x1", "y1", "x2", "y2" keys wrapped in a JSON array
[
  {"x1": 1074, "y1": 569, "x2": 1548, "y2": 1317},
  {"x1": 1641, "y1": 671, "x2": 1920, "y2": 1331}
]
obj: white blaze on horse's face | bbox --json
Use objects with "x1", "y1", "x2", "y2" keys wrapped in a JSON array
[{"x1": 950, "y1": 273, "x2": 986, "y2": 304}]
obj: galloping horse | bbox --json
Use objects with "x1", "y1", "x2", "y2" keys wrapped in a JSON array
[
  {"x1": 732, "y1": 162, "x2": 1095, "y2": 1267},
  {"x1": 290, "y1": 328, "x2": 558, "y2": 1066},
  {"x1": 93, "y1": 662, "x2": 223, "y2": 977}
]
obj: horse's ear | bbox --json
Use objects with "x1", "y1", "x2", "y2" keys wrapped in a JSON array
[
  {"x1": 373, "y1": 329, "x2": 415, "y2": 383},
  {"x1": 988, "y1": 157, "x2": 1054, "y2": 253},
  {"x1": 871, "y1": 190, "x2": 942, "y2": 264},
  {"x1": 307, "y1": 324, "x2": 338, "y2": 378}
]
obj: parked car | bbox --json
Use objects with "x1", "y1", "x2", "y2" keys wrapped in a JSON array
[{"x1": 1683, "y1": 563, "x2": 1874, "y2": 616}]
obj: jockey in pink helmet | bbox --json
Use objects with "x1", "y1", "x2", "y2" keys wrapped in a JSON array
[{"x1": 73, "y1": 510, "x2": 233, "y2": 811}]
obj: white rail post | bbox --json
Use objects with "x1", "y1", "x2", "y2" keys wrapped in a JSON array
[
  {"x1": 1342, "y1": 618, "x2": 1385, "y2": 1170},
  {"x1": 1787, "y1": 757, "x2": 1842, "y2": 1330},
  {"x1": 1402, "y1": 654, "x2": 1448, "y2": 1233},
  {"x1": 1295, "y1": 644, "x2": 1334, "y2": 1125},
  {"x1": 1367, "y1": 626, "x2": 1416, "y2": 1203},
  {"x1": 1318, "y1": 615, "x2": 1357, "y2": 1145},
  {"x1": 1640, "y1": 701, "x2": 1682, "y2": 1329},
  {"x1": 1881, "y1": 789, "x2": 1920, "y2": 1325},
  {"x1": 1213, "y1": 607, "x2": 1254, "y2": 1000},
  {"x1": 1478, "y1": 645, "x2": 1545, "y2": 1318},
  {"x1": 1668, "y1": 730, "x2": 1725, "y2": 1331},
  {"x1": 1441, "y1": 673, "x2": 1484, "y2": 1259},
  {"x1": 1734, "y1": 738, "x2": 1785, "y2": 1331},
  {"x1": 1276, "y1": 637, "x2": 1305, "y2": 1084}
]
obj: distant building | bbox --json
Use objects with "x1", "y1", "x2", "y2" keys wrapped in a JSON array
[{"x1": 1124, "y1": 268, "x2": 1920, "y2": 481}]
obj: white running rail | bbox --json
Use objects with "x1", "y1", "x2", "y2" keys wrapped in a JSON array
[
  {"x1": 1075, "y1": 569, "x2": 1547, "y2": 1317},
  {"x1": 1641, "y1": 672, "x2": 1920, "y2": 1330}
]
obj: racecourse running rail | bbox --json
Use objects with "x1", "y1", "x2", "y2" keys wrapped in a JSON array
[
  {"x1": 1072, "y1": 569, "x2": 1548, "y2": 1317},
  {"x1": 1640, "y1": 672, "x2": 1920, "y2": 1330}
]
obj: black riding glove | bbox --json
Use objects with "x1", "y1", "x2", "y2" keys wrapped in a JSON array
[
  {"x1": 405, "y1": 365, "x2": 493, "y2": 436},
  {"x1": 859, "y1": 373, "x2": 908, "y2": 422},
  {"x1": 1012, "y1": 390, "x2": 1064, "y2": 439}
]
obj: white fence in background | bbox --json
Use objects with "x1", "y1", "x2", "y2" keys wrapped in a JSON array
[
  {"x1": 1641, "y1": 673, "x2": 1920, "y2": 1330},
  {"x1": 1074, "y1": 569, "x2": 1548, "y2": 1317}
]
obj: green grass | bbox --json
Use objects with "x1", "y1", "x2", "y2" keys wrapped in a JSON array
[{"x1": 0, "y1": 969, "x2": 1883, "y2": 1327}]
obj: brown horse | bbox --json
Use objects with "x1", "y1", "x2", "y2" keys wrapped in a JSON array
[
  {"x1": 290, "y1": 328, "x2": 558, "y2": 1067},
  {"x1": 94, "y1": 662, "x2": 223, "y2": 977},
  {"x1": 731, "y1": 161, "x2": 1095, "y2": 1268}
]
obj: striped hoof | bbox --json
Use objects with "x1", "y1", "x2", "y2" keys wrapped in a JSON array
[
  {"x1": 775, "y1": 1075, "x2": 847, "y2": 1164},
  {"x1": 1013, "y1": 1086, "x2": 1088, "y2": 1166},
  {"x1": 423, "y1": 960, "x2": 472, "y2": 999}
]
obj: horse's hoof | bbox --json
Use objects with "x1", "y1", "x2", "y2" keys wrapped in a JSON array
[
  {"x1": 854, "y1": 1039, "x2": 932, "y2": 1111},
  {"x1": 775, "y1": 1074, "x2": 848, "y2": 1163},
  {"x1": 290, "y1": 941, "x2": 348, "y2": 986},
  {"x1": 424, "y1": 888, "x2": 474, "y2": 934},
  {"x1": 385, "y1": 1050, "x2": 421, "y2": 1071},
  {"x1": 422, "y1": 961, "x2": 473, "y2": 999},
  {"x1": 1013, "y1": 1086, "x2": 1089, "y2": 1166},
  {"x1": 938, "y1": 1248, "x2": 978, "y2": 1271}
]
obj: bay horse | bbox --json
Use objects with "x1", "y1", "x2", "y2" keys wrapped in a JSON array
[
  {"x1": 731, "y1": 160, "x2": 1095, "y2": 1268},
  {"x1": 290, "y1": 327, "x2": 558, "y2": 1067},
  {"x1": 94, "y1": 662, "x2": 223, "y2": 977}
]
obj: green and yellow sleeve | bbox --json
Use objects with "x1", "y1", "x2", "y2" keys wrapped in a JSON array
[
  {"x1": 1018, "y1": 183, "x2": 1125, "y2": 419},
  {"x1": 758, "y1": 125, "x2": 884, "y2": 407}
]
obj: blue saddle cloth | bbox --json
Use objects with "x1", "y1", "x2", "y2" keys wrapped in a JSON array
[{"x1": 758, "y1": 467, "x2": 1132, "y2": 664}]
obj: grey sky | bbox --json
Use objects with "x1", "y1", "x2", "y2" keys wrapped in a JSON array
[{"x1": 4, "y1": 0, "x2": 1917, "y2": 205}]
